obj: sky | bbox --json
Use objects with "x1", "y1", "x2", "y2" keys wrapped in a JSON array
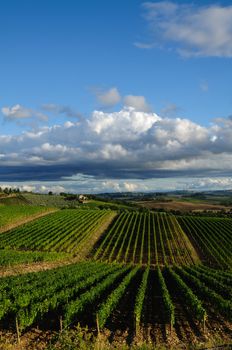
[{"x1": 1, "y1": 0, "x2": 232, "y2": 193}]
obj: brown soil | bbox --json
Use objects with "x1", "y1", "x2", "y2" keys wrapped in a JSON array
[
  {"x1": 0, "y1": 256, "x2": 80, "y2": 278},
  {"x1": 136, "y1": 200, "x2": 232, "y2": 212},
  {"x1": 0, "y1": 208, "x2": 58, "y2": 234}
]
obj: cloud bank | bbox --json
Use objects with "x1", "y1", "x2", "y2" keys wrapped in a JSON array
[{"x1": 1, "y1": 106, "x2": 232, "y2": 187}]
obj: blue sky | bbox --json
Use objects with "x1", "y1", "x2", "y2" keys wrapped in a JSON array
[{"x1": 1, "y1": 0, "x2": 232, "y2": 193}]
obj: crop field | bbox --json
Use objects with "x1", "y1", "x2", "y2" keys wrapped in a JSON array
[
  {"x1": 0, "y1": 205, "x2": 52, "y2": 230},
  {"x1": 178, "y1": 216, "x2": 232, "y2": 269},
  {"x1": 0, "y1": 249, "x2": 69, "y2": 266},
  {"x1": 0, "y1": 262, "x2": 231, "y2": 347},
  {"x1": 0, "y1": 209, "x2": 112, "y2": 253},
  {"x1": 93, "y1": 212, "x2": 198, "y2": 265},
  {"x1": 0, "y1": 206, "x2": 231, "y2": 348}
]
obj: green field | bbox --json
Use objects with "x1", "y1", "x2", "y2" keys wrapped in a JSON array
[
  {"x1": 0, "y1": 205, "x2": 52, "y2": 229},
  {"x1": 0, "y1": 261, "x2": 231, "y2": 347},
  {"x1": 178, "y1": 216, "x2": 232, "y2": 269},
  {"x1": 0, "y1": 249, "x2": 69, "y2": 266},
  {"x1": 93, "y1": 212, "x2": 197, "y2": 265},
  {"x1": 0, "y1": 203, "x2": 231, "y2": 349},
  {"x1": 0, "y1": 209, "x2": 113, "y2": 253}
]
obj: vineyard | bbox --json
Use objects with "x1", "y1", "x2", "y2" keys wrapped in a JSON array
[
  {"x1": 0, "y1": 209, "x2": 113, "y2": 254},
  {"x1": 178, "y1": 216, "x2": 232, "y2": 269},
  {"x1": 0, "y1": 205, "x2": 52, "y2": 230},
  {"x1": 0, "y1": 262, "x2": 231, "y2": 347},
  {"x1": 93, "y1": 212, "x2": 198, "y2": 265},
  {"x1": 0, "y1": 204, "x2": 231, "y2": 348},
  {"x1": 0, "y1": 249, "x2": 69, "y2": 266}
]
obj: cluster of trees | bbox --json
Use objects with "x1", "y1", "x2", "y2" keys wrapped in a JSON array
[{"x1": 0, "y1": 187, "x2": 20, "y2": 195}]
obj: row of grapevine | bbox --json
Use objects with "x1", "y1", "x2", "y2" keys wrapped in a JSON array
[
  {"x1": 157, "y1": 267, "x2": 175, "y2": 330},
  {"x1": 0, "y1": 263, "x2": 231, "y2": 335},
  {"x1": 93, "y1": 212, "x2": 196, "y2": 265},
  {"x1": 0, "y1": 249, "x2": 68, "y2": 266},
  {"x1": 166, "y1": 267, "x2": 206, "y2": 325},
  {"x1": 134, "y1": 267, "x2": 149, "y2": 334},
  {"x1": 178, "y1": 216, "x2": 232, "y2": 268},
  {"x1": 0, "y1": 210, "x2": 112, "y2": 253},
  {"x1": 175, "y1": 267, "x2": 232, "y2": 321}
]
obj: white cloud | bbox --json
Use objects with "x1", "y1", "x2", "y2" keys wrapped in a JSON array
[
  {"x1": 1, "y1": 104, "x2": 48, "y2": 123},
  {"x1": 2, "y1": 105, "x2": 32, "y2": 119},
  {"x1": 1, "y1": 106, "x2": 232, "y2": 185},
  {"x1": 139, "y1": 2, "x2": 232, "y2": 57},
  {"x1": 95, "y1": 87, "x2": 121, "y2": 107},
  {"x1": 124, "y1": 95, "x2": 150, "y2": 112},
  {"x1": 89, "y1": 107, "x2": 160, "y2": 140},
  {"x1": 187, "y1": 177, "x2": 232, "y2": 190},
  {"x1": 123, "y1": 182, "x2": 138, "y2": 191}
]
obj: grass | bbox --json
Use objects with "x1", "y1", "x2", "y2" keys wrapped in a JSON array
[
  {"x1": 0, "y1": 249, "x2": 70, "y2": 266},
  {"x1": 82, "y1": 199, "x2": 135, "y2": 210},
  {"x1": 0, "y1": 205, "x2": 52, "y2": 228}
]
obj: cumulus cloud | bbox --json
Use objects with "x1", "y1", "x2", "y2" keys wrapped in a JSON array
[
  {"x1": 2, "y1": 104, "x2": 48, "y2": 123},
  {"x1": 1, "y1": 106, "x2": 232, "y2": 186},
  {"x1": 124, "y1": 95, "x2": 151, "y2": 112},
  {"x1": 95, "y1": 87, "x2": 121, "y2": 107},
  {"x1": 137, "y1": 2, "x2": 232, "y2": 57}
]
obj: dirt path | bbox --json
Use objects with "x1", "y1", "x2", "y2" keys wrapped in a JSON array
[
  {"x1": 0, "y1": 256, "x2": 80, "y2": 278},
  {"x1": 0, "y1": 208, "x2": 58, "y2": 234}
]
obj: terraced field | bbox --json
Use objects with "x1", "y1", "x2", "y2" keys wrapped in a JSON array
[{"x1": 93, "y1": 212, "x2": 198, "y2": 265}]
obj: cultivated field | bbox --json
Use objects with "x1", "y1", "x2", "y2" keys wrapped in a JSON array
[
  {"x1": 0, "y1": 249, "x2": 69, "y2": 267},
  {"x1": 0, "y1": 209, "x2": 113, "y2": 253},
  {"x1": 93, "y1": 212, "x2": 198, "y2": 265},
  {"x1": 178, "y1": 216, "x2": 232, "y2": 269},
  {"x1": 135, "y1": 199, "x2": 231, "y2": 212},
  {"x1": 0, "y1": 262, "x2": 231, "y2": 348},
  {"x1": 0, "y1": 201, "x2": 231, "y2": 349},
  {"x1": 0, "y1": 205, "x2": 53, "y2": 231}
]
